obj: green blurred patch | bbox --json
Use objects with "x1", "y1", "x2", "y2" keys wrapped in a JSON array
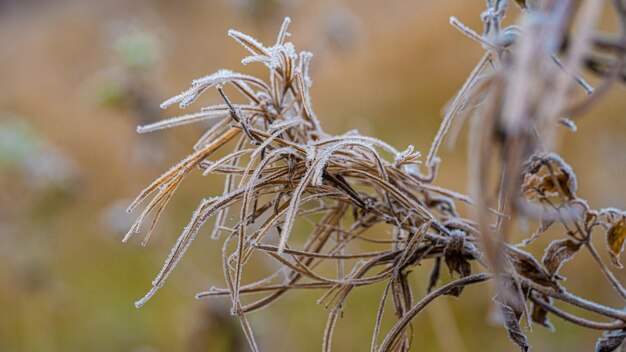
[
  {"x1": 0, "y1": 117, "x2": 40, "y2": 169},
  {"x1": 114, "y1": 32, "x2": 160, "y2": 72}
]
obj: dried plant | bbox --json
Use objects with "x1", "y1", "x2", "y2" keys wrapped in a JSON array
[{"x1": 125, "y1": 1, "x2": 626, "y2": 351}]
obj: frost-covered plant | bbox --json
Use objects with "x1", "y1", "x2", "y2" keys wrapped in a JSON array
[{"x1": 125, "y1": 1, "x2": 626, "y2": 351}]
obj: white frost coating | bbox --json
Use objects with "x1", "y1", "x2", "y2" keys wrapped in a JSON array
[
  {"x1": 228, "y1": 29, "x2": 268, "y2": 56},
  {"x1": 250, "y1": 147, "x2": 298, "y2": 184},
  {"x1": 136, "y1": 189, "x2": 242, "y2": 308},
  {"x1": 310, "y1": 142, "x2": 353, "y2": 187},
  {"x1": 251, "y1": 126, "x2": 293, "y2": 159},
  {"x1": 268, "y1": 118, "x2": 303, "y2": 132},
  {"x1": 295, "y1": 51, "x2": 323, "y2": 134},
  {"x1": 124, "y1": 144, "x2": 222, "y2": 243},
  {"x1": 137, "y1": 111, "x2": 228, "y2": 133},
  {"x1": 275, "y1": 143, "x2": 364, "y2": 254},
  {"x1": 135, "y1": 198, "x2": 211, "y2": 307},
  {"x1": 240, "y1": 55, "x2": 270, "y2": 66},
  {"x1": 305, "y1": 145, "x2": 317, "y2": 164},
  {"x1": 275, "y1": 17, "x2": 291, "y2": 46},
  {"x1": 193, "y1": 118, "x2": 230, "y2": 151},
  {"x1": 316, "y1": 141, "x2": 388, "y2": 186},
  {"x1": 315, "y1": 134, "x2": 400, "y2": 155},
  {"x1": 238, "y1": 147, "x2": 299, "y2": 265},
  {"x1": 277, "y1": 163, "x2": 317, "y2": 253},
  {"x1": 147, "y1": 208, "x2": 203, "y2": 288},
  {"x1": 191, "y1": 69, "x2": 234, "y2": 86},
  {"x1": 394, "y1": 145, "x2": 422, "y2": 167},
  {"x1": 160, "y1": 70, "x2": 269, "y2": 110},
  {"x1": 202, "y1": 149, "x2": 254, "y2": 176},
  {"x1": 241, "y1": 42, "x2": 297, "y2": 70},
  {"x1": 299, "y1": 51, "x2": 314, "y2": 87},
  {"x1": 403, "y1": 164, "x2": 420, "y2": 176},
  {"x1": 235, "y1": 128, "x2": 297, "y2": 192},
  {"x1": 599, "y1": 208, "x2": 626, "y2": 222}
]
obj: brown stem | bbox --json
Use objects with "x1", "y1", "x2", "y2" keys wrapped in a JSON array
[{"x1": 377, "y1": 273, "x2": 491, "y2": 352}]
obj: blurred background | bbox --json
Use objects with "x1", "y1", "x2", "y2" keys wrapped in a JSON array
[{"x1": 1, "y1": 0, "x2": 626, "y2": 351}]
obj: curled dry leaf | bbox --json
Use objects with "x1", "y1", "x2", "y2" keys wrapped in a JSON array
[
  {"x1": 595, "y1": 329, "x2": 626, "y2": 352},
  {"x1": 522, "y1": 173, "x2": 543, "y2": 201},
  {"x1": 542, "y1": 238, "x2": 582, "y2": 278},
  {"x1": 607, "y1": 218, "x2": 626, "y2": 268},
  {"x1": 522, "y1": 153, "x2": 578, "y2": 201},
  {"x1": 507, "y1": 247, "x2": 557, "y2": 289},
  {"x1": 530, "y1": 294, "x2": 554, "y2": 331},
  {"x1": 538, "y1": 171, "x2": 576, "y2": 199},
  {"x1": 443, "y1": 231, "x2": 472, "y2": 296},
  {"x1": 427, "y1": 257, "x2": 442, "y2": 293},
  {"x1": 499, "y1": 302, "x2": 530, "y2": 352}
]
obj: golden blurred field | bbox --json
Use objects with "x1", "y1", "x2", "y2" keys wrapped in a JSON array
[{"x1": 2, "y1": 1, "x2": 626, "y2": 351}]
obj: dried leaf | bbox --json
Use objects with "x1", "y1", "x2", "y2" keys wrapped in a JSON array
[
  {"x1": 596, "y1": 330, "x2": 626, "y2": 352},
  {"x1": 427, "y1": 257, "x2": 441, "y2": 292},
  {"x1": 507, "y1": 247, "x2": 557, "y2": 288},
  {"x1": 523, "y1": 153, "x2": 577, "y2": 200},
  {"x1": 607, "y1": 218, "x2": 626, "y2": 268},
  {"x1": 530, "y1": 304, "x2": 553, "y2": 330},
  {"x1": 521, "y1": 174, "x2": 542, "y2": 200},
  {"x1": 498, "y1": 277, "x2": 528, "y2": 321},
  {"x1": 499, "y1": 302, "x2": 530, "y2": 352},
  {"x1": 444, "y1": 231, "x2": 472, "y2": 296},
  {"x1": 530, "y1": 294, "x2": 554, "y2": 331},
  {"x1": 537, "y1": 171, "x2": 576, "y2": 199},
  {"x1": 542, "y1": 239, "x2": 582, "y2": 277}
]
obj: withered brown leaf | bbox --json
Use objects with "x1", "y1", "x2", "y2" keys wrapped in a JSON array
[
  {"x1": 537, "y1": 171, "x2": 576, "y2": 199},
  {"x1": 530, "y1": 294, "x2": 554, "y2": 331},
  {"x1": 607, "y1": 218, "x2": 626, "y2": 268},
  {"x1": 427, "y1": 257, "x2": 441, "y2": 293},
  {"x1": 507, "y1": 247, "x2": 557, "y2": 288},
  {"x1": 499, "y1": 302, "x2": 530, "y2": 352},
  {"x1": 521, "y1": 174, "x2": 542, "y2": 201},
  {"x1": 444, "y1": 231, "x2": 472, "y2": 296},
  {"x1": 523, "y1": 153, "x2": 578, "y2": 200},
  {"x1": 595, "y1": 329, "x2": 626, "y2": 352},
  {"x1": 542, "y1": 239, "x2": 582, "y2": 277}
]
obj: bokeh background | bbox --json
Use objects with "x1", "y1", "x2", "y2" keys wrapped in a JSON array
[{"x1": 1, "y1": 0, "x2": 626, "y2": 351}]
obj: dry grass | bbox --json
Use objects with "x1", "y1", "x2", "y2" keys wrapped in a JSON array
[{"x1": 125, "y1": 1, "x2": 626, "y2": 351}]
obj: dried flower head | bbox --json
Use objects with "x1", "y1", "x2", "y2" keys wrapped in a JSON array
[{"x1": 126, "y1": 1, "x2": 626, "y2": 350}]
